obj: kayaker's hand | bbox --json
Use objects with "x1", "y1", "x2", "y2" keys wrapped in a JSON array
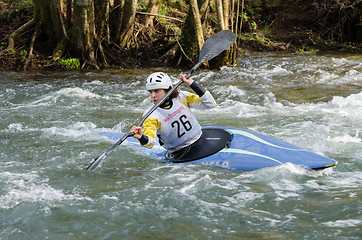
[
  {"x1": 129, "y1": 126, "x2": 143, "y2": 139},
  {"x1": 180, "y1": 74, "x2": 194, "y2": 86}
]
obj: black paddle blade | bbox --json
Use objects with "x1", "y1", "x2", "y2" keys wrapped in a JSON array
[
  {"x1": 86, "y1": 153, "x2": 107, "y2": 170},
  {"x1": 86, "y1": 133, "x2": 133, "y2": 170},
  {"x1": 190, "y1": 30, "x2": 237, "y2": 75}
]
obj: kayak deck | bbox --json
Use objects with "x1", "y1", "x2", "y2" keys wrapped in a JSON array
[{"x1": 97, "y1": 126, "x2": 338, "y2": 171}]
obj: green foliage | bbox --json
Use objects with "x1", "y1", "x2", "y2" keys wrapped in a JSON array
[
  {"x1": 17, "y1": 0, "x2": 32, "y2": 8},
  {"x1": 240, "y1": 32, "x2": 273, "y2": 45},
  {"x1": 0, "y1": 42, "x2": 6, "y2": 51},
  {"x1": 238, "y1": 12, "x2": 273, "y2": 46},
  {"x1": 296, "y1": 49, "x2": 319, "y2": 54},
  {"x1": 245, "y1": 5, "x2": 255, "y2": 15},
  {"x1": 159, "y1": 5, "x2": 167, "y2": 15},
  {"x1": 137, "y1": 0, "x2": 148, "y2": 10},
  {"x1": 19, "y1": 50, "x2": 28, "y2": 61},
  {"x1": 8, "y1": 48, "x2": 15, "y2": 54},
  {"x1": 57, "y1": 58, "x2": 80, "y2": 70},
  {"x1": 241, "y1": 12, "x2": 248, "y2": 22},
  {"x1": 0, "y1": 0, "x2": 33, "y2": 22},
  {"x1": 2, "y1": 0, "x2": 32, "y2": 8},
  {"x1": 250, "y1": 21, "x2": 258, "y2": 30}
]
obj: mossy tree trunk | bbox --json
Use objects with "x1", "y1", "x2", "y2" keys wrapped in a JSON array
[
  {"x1": 71, "y1": 0, "x2": 98, "y2": 68},
  {"x1": 29, "y1": 0, "x2": 137, "y2": 68},
  {"x1": 171, "y1": 0, "x2": 209, "y2": 66}
]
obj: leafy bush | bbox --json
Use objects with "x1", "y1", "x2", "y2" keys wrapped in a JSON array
[{"x1": 57, "y1": 58, "x2": 80, "y2": 70}]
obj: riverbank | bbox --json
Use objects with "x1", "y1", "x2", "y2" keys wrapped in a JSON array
[{"x1": 1, "y1": 0, "x2": 361, "y2": 71}]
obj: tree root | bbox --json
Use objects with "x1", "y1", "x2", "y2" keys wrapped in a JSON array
[
  {"x1": 81, "y1": 60, "x2": 100, "y2": 70},
  {"x1": 24, "y1": 22, "x2": 41, "y2": 70},
  {"x1": 0, "y1": 18, "x2": 35, "y2": 57},
  {"x1": 97, "y1": 40, "x2": 109, "y2": 67}
]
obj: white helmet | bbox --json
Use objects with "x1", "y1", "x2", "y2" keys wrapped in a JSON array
[{"x1": 145, "y1": 72, "x2": 172, "y2": 91}]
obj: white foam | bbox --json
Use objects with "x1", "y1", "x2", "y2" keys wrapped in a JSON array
[
  {"x1": 329, "y1": 91, "x2": 362, "y2": 109},
  {"x1": 227, "y1": 191, "x2": 264, "y2": 207},
  {"x1": 268, "y1": 65, "x2": 293, "y2": 76},
  {"x1": 331, "y1": 57, "x2": 350, "y2": 67},
  {"x1": 322, "y1": 219, "x2": 361, "y2": 228},
  {"x1": 10, "y1": 87, "x2": 108, "y2": 110},
  {"x1": 315, "y1": 69, "x2": 339, "y2": 84},
  {"x1": 212, "y1": 85, "x2": 247, "y2": 99},
  {"x1": 6, "y1": 123, "x2": 24, "y2": 132},
  {"x1": 178, "y1": 174, "x2": 213, "y2": 194},
  {"x1": 56, "y1": 87, "x2": 106, "y2": 99},
  {"x1": 329, "y1": 172, "x2": 362, "y2": 189},
  {"x1": 83, "y1": 80, "x2": 104, "y2": 86},
  {"x1": 0, "y1": 171, "x2": 90, "y2": 209},
  {"x1": 269, "y1": 179, "x2": 303, "y2": 200},
  {"x1": 336, "y1": 69, "x2": 362, "y2": 84},
  {"x1": 327, "y1": 134, "x2": 361, "y2": 144}
]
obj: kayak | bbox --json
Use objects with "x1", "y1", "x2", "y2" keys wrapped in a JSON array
[{"x1": 97, "y1": 126, "x2": 338, "y2": 171}]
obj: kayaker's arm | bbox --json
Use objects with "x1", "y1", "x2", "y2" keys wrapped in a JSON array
[
  {"x1": 130, "y1": 117, "x2": 158, "y2": 149},
  {"x1": 129, "y1": 126, "x2": 149, "y2": 145},
  {"x1": 180, "y1": 74, "x2": 206, "y2": 97},
  {"x1": 190, "y1": 81, "x2": 206, "y2": 97},
  {"x1": 179, "y1": 74, "x2": 216, "y2": 109},
  {"x1": 139, "y1": 134, "x2": 149, "y2": 145}
]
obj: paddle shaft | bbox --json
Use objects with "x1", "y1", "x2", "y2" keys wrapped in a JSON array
[
  {"x1": 109, "y1": 76, "x2": 190, "y2": 143},
  {"x1": 86, "y1": 76, "x2": 189, "y2": 170},
  {"x1": 87, "y1": 30, "x2": 237, "y2": 170}
]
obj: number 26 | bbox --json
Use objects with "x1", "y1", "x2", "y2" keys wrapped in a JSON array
[{"x1": 171, "y1": 115, "x2": 192, "y2": 138}]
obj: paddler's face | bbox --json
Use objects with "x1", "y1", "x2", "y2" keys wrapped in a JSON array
[{"x1": 148, "y1": 89, "x2": 167, "y2": 104}]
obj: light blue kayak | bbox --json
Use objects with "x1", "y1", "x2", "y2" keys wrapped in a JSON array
[{"x1": 97, "y1": 126, "x2": 338, "y2": 171}]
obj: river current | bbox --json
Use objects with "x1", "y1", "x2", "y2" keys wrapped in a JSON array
[{"x1": 1, "y1": 53, "x2": 361, "y2": 239}]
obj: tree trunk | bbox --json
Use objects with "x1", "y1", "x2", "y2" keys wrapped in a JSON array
[
  {"x1": 118, "y1": 0, "x2": 137, "y2": 48},
  {"x1": 190, "y1": 0, "x2": 204, "y2": 53},
  {"x1": 32, "y1": 0, "x2": 54, "y2": 39},
  {"x1": 222, "y1": 0, "x2": 230, "y2": 30},
  {"x1": 94, "y1": 0, "x2": 110, "y2": 43},
  {"x1": 2, "y1": 0, "x2": 239, "y2": 70},
  {"x1": 71, "y1": 0, "x2": 98, "y2": 68},
  {"x1": 215, "y1": 0, "x2": 237, "y2": 67},
  {"x1": 66, "y1": 0, "x2": 72, "y2": 29},
  {"x1": 215, "y1": 0, "x2": 225, "y2": 30},
  {"x1": 50, "y1": 0, "x2": 68, "y2": 41},
  {"x1": 143, "y1": 0, "x2": 161, "y2": 28},
  {"x1": 112, "y1": 0, "x2": 124, "y2": 42},
  {"x1": 172, "y1": 0, "x2": 208, "y2": 66}
]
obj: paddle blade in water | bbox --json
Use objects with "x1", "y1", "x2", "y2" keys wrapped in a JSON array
[
  {"x1": 86, "y1": 133, "x2": 133, "y2": 170},
  {"x1": 86, "y1": 152, "x2": 107, "y2": 170}
]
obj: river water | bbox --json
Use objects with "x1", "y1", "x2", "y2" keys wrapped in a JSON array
[{"x1": 1, "y1": 53, "x2": 361, "y2": 239}]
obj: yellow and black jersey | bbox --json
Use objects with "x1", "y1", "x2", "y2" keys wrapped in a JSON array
[{"x1": 141, "y1": 90, "x2": 216, "y2": 153}]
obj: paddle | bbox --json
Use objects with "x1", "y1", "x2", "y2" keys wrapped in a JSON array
[{"x1": 86, "y1": 30, "x2": 237, "y2": 170}]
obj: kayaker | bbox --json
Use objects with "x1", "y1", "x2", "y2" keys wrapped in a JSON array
[{"x1": 129, "y1": 72, "x2": 217, "y2": 162}]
